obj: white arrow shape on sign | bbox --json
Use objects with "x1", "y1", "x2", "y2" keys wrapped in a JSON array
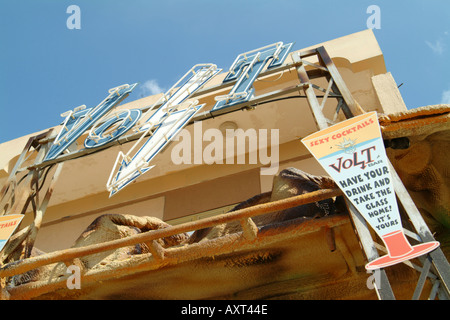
[
  {"x1": 107, "y1": 104, "x2": 203, "y2": 196},
  {"x1": 106, "y1": 64, "x2": 221, "y2": 196}
]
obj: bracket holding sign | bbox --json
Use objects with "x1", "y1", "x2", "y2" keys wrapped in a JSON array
[
  {"x1": 106, "y1": 64, "x2": 221, "y2": 196},
  {"x1": 211, "y1": 42, "x2": 293, "y2": 116}
]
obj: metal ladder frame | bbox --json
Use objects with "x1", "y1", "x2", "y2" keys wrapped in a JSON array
[{"x1": 291, "y1": 46, "x2": 450, "y2": 300}]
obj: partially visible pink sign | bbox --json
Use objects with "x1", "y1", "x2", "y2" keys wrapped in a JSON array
[
  {"x1": 301, "y1": 112, "x2": 439, "y2": 270},
  {"x1": 0, "y1": 214, "x2": 24, "y2": 253}
]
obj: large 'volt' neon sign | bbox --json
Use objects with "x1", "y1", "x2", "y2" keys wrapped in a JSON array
[{"x1": 40, "y1": 42, "x2": 294, "y2": 196}]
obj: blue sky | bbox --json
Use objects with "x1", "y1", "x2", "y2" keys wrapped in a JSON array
[{"x1": 1, "y1": 0, "x2": 449, "y2": 144}]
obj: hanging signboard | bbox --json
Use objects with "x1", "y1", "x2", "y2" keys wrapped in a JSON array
[
  {"x1": 301, "y1": 111, "x2": 439, "y2": 270},
  {"x1": 0, "y1": 214, "x2": 24, "y2": 252}
]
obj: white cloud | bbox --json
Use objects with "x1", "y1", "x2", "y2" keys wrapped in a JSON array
[
  {"x1": 140, "y1": 79, "x2": 165, "y2": 97},
  {"x1": 426, "y1": 39, "x2": 445, "y2": 55},
  {"x1": 441, "y1": 88, "x2": 450, "y2": 104}
]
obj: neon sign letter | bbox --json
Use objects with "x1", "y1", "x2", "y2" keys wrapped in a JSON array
[
  {"x1": 84, "y1": 109, "x2": 142, "y2": 148},
  {"x1": 107, "y1": 64, "x2": 221, "y2": 196},
  {"x1": 211, "y1": 42, "x2": 293, "y2": 115},
  {"x1": 44, "y1": 84, "x2": 137, "y2": 161}
]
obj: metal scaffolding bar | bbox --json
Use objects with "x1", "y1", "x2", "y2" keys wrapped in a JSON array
[{"x1": 0, "y1": 188, "x2": 342, "y2": 280}]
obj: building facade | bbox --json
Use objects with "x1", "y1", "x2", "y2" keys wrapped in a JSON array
[{"x1": 2, "y1": 29, "x2": 447, "y2": 300}]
